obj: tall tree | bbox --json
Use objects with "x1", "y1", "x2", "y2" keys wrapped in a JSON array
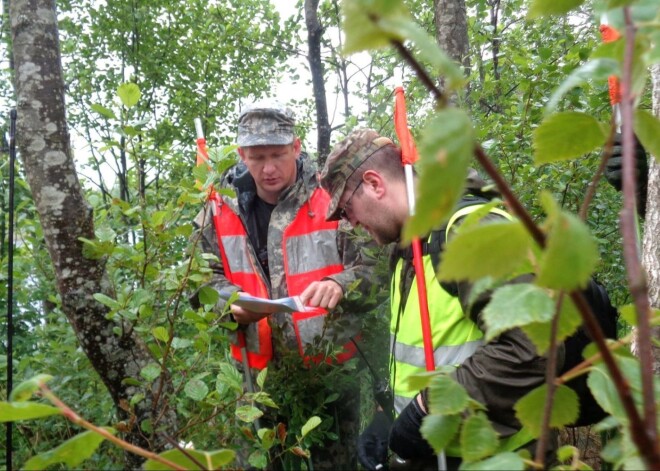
[
  {"x1": 644, "y1": 64, "x2": 660, "y2": 373},
  {"x1": 433, "y1": 0, "x2": 470, "y2": 95},
  {"x1": 9, "y1": 1, "x2": 176, "y2": 467},
  {"x1": 305, "y1": 0, "x2": 332, "y2": 162}
]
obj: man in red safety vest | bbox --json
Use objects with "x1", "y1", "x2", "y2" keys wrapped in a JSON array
[{"x1": 190, "y1": 100, "x2": 376, "y2": 469}]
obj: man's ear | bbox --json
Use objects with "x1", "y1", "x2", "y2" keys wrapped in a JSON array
[
  {"x1": 237, "y1": 147, "x2": 247, "y2": 162},
  {"x1": 293, "y1": 137, "x2": 302, "y2": 157},
  {"x1": 362, "y1": 170, "x2": 386, "y2": 198}
]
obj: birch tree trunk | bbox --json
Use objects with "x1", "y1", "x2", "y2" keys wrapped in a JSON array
[
  {"x1": 433, "y1": 0, "x2": 470, "y2": 97},
  {"x1": 9, "y1": 0, "x2": 176, "y2": 466},
  {"x1": 642, "y1": 64, "x2": 660, "y2": 374}
]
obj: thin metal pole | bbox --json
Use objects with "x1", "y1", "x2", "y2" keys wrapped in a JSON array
[{"x1": 6, "y1": 108, "x2": 17, "y2": 471}]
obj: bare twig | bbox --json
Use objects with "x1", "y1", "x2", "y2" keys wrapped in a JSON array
[{"x1": 534, "y1": 293, "x2": 564, "y2": 466}]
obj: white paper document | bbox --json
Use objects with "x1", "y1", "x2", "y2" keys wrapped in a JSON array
[{"x1": 222, "y1": 291, "x2": 313, "y2": 314}]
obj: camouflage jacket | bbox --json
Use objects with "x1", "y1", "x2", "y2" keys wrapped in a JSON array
[{"x1": 191, "y1": 154, "x2": 375, "y2": 360}]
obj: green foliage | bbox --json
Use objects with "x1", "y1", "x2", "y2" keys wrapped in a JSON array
[
  {"x1": 533, "y1": 112, "x2": 607, "y2": 164},
  {"x1": 0, "y1": 402, "x2": 61, "y2": 422},
  {"x1": 22, "y1": 429, "x2": 116, "y2": 470},
  {"x1": 514, "y1": 384, "x2": 580, "y2": 437},
  {"x1": 482, "y1": 284, "x2": 555, "y2": 342},
  {"x1": 404, "y1": 109, "x2": 474, "y2": 242},
  {"x1": 144, "y1": 449, "x2": 235, "y2": 471},
  {"x1": 537, "y1": 193, "x2": 599, "y2": 290},
  {"x1": 634, "y1": 110, "x2": 660, "y2": 163},
  {"x1": 437, "y1": 220, "x2": 532, "y2": 283}
]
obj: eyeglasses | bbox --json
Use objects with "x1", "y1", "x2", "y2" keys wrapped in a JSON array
[{"x1": 338, "y1": 180, "x2": 364, "y2": 221}]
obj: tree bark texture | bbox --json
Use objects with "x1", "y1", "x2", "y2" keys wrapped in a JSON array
[
  {"x1": 433, "y1": 0, "x2": 470, "y2": 94},
  {"x1": 304, "y1": 0, "x2": 331, "y2": 164},
  {"x1": 643, "y1": 64, "x2": 660, "y2": 374},
  {"x1": 9, "y1": 0, "x2": 176, "y2": 466}
]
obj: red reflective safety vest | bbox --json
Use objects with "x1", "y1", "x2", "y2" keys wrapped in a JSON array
[{"x1": 211, "y1": 187, "x2": 358, "y2": 369}]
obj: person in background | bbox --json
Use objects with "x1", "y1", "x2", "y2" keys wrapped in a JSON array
[{"x1": 190, "y1": 101, "x2": 375, "y2": 470}]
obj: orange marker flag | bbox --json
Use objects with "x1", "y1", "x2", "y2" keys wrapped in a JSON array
[{"x1": 394, "y1": 86, "x2": 419, "y2": 165}]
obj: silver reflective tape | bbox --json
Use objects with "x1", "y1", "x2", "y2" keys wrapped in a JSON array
[
  {"x1": 390, "y1": 337, "x2": 483, "y2": 368},
  {"x1": 220, "y1": 235, "x2": 254, "y2": 273},
  {"x1": 286, "y1": 230, "x2": 341, "y2": 275},
  {"x1": 296, "y1": 316, "x2": 325, "y2": 346}
]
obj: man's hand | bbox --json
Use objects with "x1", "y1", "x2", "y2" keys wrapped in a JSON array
[
  {"x1": 358, "y1": 410, "x2": 391, "y2": 470},
  {"x1": 299, "y1": 279, "x2": 343, "y2": 310},
  {"x1": 388, "y1": 394, "x2": 434, "y2": 460},
  {"x1": 604, "y1": 133, "x2": 648, "y2": 192},
  {"x1": 230, "y1": 293, "x2": 270, "y2": 324}
]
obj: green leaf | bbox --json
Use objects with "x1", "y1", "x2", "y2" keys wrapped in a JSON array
[
  {"x1": 256, "y1": 367, "x2": 267, "y2": 389},
  {"x1": 252, "y1": 391, "x2": 278, "y2": 409},
  {"x1": 460, "y1": 413, "x2": 499, "y2": 462},
  {"x1": 144, "y1": 449, "x2": 235, "y2": 470},
  {"x1": 235, "y1": 405, "x2": 264, "y2": 423},
  {"x1": 90, "y1": 103, "x2": 116, "y2": 120},
  {"x1": 406, "y1": 370, "x2": 439, "y2": 392},
  {"x1": 198, "y1": 286, "x2": 219, "y2": 306},
  {"x1": 536, "y1": 194, "x2": 599, "y2": 290},
  {"x1": 514, "y1": 384, "x2": 579, "y2": 437},
  {"x1": 634, "y1": 109, "x2": 660, "y2": 163},
  {"x1": 140, "y1": 362, "x2": 161, "y2": 382},
  {"x1": 533, "y1": 112, "x2": 607, "y2": 164},
  {"x1": 93, "y1": 293, "x2": 121, "y2": 310},
  {"x1": 428, "y1": 375, "x2": 470, "y2": 415},
  {"x1": 184, "y1": 379, "x2": 209, "y2": 401},
  {"x1": 482, "y1": 284, "x2": 555, "y2": 342},
  {"x1": 248, "y1": 450, "x2": 268, "y2": 469},
  {"x1": 420, "y1": 413, "x2": 461, "y2": 453},
  {"x1": 460, "y1": 452, "x2": 525, "y2": 470},
  {"x1": 151, "y1": 326, "x2": 169, "y2": 343},
  {"x1": 22, "y1": 428, "x2": 115, "y2": 470},
  {"x1": 527, "y1": 0, "x2": 587, "y2": 19},
  {"x1": 301, "y1": 416, "x2": 322, "y2": 438},
  {"x1": 437, "y1": 221, "x2": 531, "y2": 282},
  {"x1": 521, "y1": 295, "x2": 583, "y2": 354},
  {"x1": 171, "y1": 337, "x2": 192, "y2": 349},
  {"x1": 217, "y1": 362, "x2": 243, "y2": 394},
  {"x1": 556, "y1": 444, "x2": 578, "y2": 463},
  {"x1": 403, "y1": 109, "x2": 474, "y2": 242},
  {"x1": 9, "y1": 374, "x2": 53, "y2": 402},
  {"x1": 117, "y1": 82, "x2": 140, "y2": 108},
  {"x1": 546, "y1": 59, "x2": 619, "y2": 114},
  {"x1": 0, "y1": 402, "x2": 61, "y2": 422},
  {"x1": 258, "y1": 428, "x2": 276, "y2": 449},
  {"x1": 342, "y1": 0, "x2": 411, "y2": 54}
]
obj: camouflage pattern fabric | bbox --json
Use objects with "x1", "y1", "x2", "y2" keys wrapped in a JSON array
[
  {"x1": 237, "y1": 100, "x2": 296, "y2": 147},
  {"x1": 320, "y1": 128, "x2": 395, "y2": 221}
]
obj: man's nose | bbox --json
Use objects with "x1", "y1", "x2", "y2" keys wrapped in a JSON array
[{"x1": 262, "y1": 160, "x2": 276, "y2": 173}]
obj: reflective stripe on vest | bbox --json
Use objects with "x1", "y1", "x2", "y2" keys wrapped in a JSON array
[
  {"x1": 283, "y1": 188, "x2": 357, "y2": 363},
  {"x1": 213, "y1": 188, "x2": 356, "y2": 369}
]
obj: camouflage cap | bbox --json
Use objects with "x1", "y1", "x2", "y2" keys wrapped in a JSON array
[
  {"x1": 237, "y1": 100, "x2": 296, "y2": 147},
  {"x1": 320, "y1": 128, "x2": 395, "y2": 221}
]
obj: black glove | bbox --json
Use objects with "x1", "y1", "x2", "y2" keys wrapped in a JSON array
[
  {"x1": 388, "y1": 396, "x2": 435, "y2": 461},
  {"x1": 605, "y1": 133, "x2": 648, "y2": 192},
  {"x1": 605, "y1": 133, "x2": 648, "y2": 217},
  {"x1": 358, "y1": 410, "x2": 392, "y2": 470}
]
